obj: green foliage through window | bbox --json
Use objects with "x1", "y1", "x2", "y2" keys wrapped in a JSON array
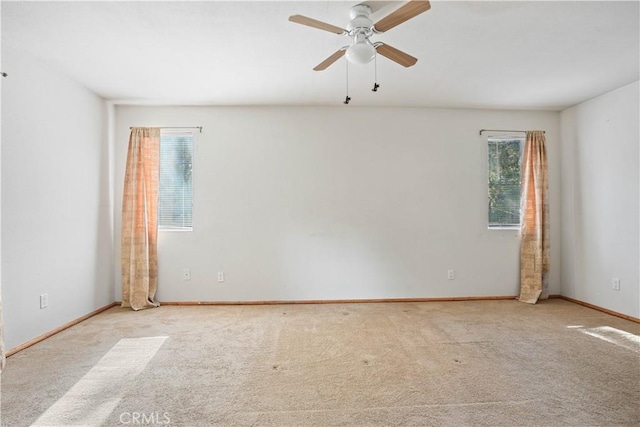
[{"x1": 488, "y1": 137, "x2": 522, "y2": 228}]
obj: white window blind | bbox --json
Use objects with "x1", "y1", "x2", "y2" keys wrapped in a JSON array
[
  {"x1": 487, "y1": 136, "x2": 523, "y2": 228},
  {"x1": 159, "y1": 131, "x2": 193, "y2": 230}
]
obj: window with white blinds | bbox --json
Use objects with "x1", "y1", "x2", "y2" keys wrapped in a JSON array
[
  {"x1": 159, "y1": 131, "x2": 193, "y2": 230},
  {"x1": 487, "y1": 136, "x2": 523, "y2": 228}
]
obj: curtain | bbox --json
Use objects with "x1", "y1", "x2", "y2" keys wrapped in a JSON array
[
  {"x1": 518, "y1": 131, "x2": 549, "y2": 304},
  {"x1": 0, "y1": 298, "x2": 5, "y2": 374},
  {"x1": 121, "y1": 128, "x2": 161, "y2": 310}
]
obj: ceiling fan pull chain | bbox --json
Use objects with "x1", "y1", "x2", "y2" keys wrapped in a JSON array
[
  {"x1": 344, "y1": 60, "x2": 351, "y2": 105},
  {"x1": 372, "y1": 54, "x2": 380, "y2": 92}
]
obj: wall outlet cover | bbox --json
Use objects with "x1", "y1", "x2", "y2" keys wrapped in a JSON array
[
  {"x1": 40, "y1": 293, "x2": 48, "y2": 309},
  {"x1": 612, "y1": 278, "x2": 620, "y2": 291}
]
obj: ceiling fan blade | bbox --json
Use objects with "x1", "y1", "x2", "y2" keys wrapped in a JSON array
[
  {"x1": 373, "y1": 0, "x2": 431, "y2": 33},
  {"x1": 375, "y1": 43, "x2": 418, "y2": 67},
  {"x1": 313, "y1": 49, "x2": 346, "y2": 71},
  {"x1": 289, "y1": 15, "x2": 346, "y2": 34}
]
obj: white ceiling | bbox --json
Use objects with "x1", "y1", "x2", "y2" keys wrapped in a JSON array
[{"x1": 2, "y1": 1, "x2": 638, "y2": 110}]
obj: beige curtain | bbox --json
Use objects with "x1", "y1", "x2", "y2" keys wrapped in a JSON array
[
  {"x1": 0, "y1": 298, "x2": 5, "y2": 373},
  {"x1": 518, "y1": 131, "x2": 549, "y2": 304},
  {"x1": 121, "y1": 128, "x2": 161, "y2": 310}
]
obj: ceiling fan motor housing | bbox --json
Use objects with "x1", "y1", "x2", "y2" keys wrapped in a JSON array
[
  {"x1": 345, "y1": 4, "x2": 376, "y2": 65},
  {"x1": 347, "y1": 4, "x2": 373, "y2": 35}
]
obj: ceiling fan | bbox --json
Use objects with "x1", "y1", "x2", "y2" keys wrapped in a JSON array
[{"x1": 289, "y1": 0, "x2": 431, "y2": 71}]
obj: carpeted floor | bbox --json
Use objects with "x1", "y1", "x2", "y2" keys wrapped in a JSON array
[{"x1": 1, "y1": 299, "x2": 639, "y2": 426}]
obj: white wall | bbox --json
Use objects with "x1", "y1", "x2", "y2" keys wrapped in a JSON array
[
  {"x1": 115, "y1": 106, "x2": 560, "y2": 302},
  {"x1": 560, "y1": 81, "x2": 640, "y2": 318},
  {"x1": 1, "y1": 10, "x2": 4, "y2": 367},
  {"x1": 1, "y1": 43, "x2": 113, "y2": 350}
]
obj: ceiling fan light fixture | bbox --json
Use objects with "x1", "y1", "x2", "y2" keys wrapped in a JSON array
[{"x1": 346, "y1": 40, "x2": 376, "y2": 65}]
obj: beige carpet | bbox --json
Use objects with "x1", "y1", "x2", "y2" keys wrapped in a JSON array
[{"x1": 1, "y1": 299, "x2": 639, "y2": 426}]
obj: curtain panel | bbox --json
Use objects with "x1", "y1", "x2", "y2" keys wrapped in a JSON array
[
  {"x1": 121, "y1": 127, "x2": 161, "y2": 310},
  {"x1": 0, "y1": 299, "x2": 5, "y2": 373},
  {"x1": 518, "y1": 130, "x2": 550, "y2": 304}
]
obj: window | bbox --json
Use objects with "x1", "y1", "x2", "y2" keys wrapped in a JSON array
[
  {"x1": 487, "y1": 135, "x2": 523, "y2": 228},
  {"x1": 159, "y1": 131, "x2": 193, "y2": 230}
]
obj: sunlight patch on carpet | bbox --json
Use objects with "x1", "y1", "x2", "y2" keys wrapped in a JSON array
[
  {"x1": 31, "y1": 336, "x2": 168, "y2": 427},
  {"x1": 577, "y1": 326, "x2": 640, "y2": 353}
]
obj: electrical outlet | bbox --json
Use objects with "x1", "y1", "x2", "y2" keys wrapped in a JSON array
[
  {"x1": 183, "y1": 269, "x2": 191, "y2": 281},
  {"x1": 612, "y1": 278, "x2": 620, "y2": 291},
  {"x1": 217, "y1": 271, "x2": 225, "y2": 282},
  {"x1": 447, "y1": 270, "x2": 455, "y2": 280},
  {"x1": 40, "y1": 293, "x2": 48, "y2": 309}
]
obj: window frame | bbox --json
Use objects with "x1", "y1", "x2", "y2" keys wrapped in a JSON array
[
  {"x1": 158, "y1": 129, "x2": 195, "y2": 232},
  {"x1": 484, "y1": 132, "x2": 524, "y2": 231}
]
